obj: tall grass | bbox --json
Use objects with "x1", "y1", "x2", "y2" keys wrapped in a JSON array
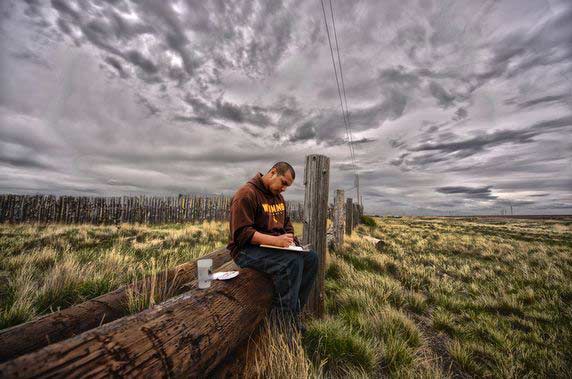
[
  {"x1": 1, "y1": 216, "x2": 570, "y2": 378},
  {"x1": 243, "y1": 313, "x2": 325, "y2": 378},
  {"x1": 0, "y1": 221, "x2": 228, "y2": 329}
]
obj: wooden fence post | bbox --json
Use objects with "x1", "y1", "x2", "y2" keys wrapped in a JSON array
[
  {"x1": 333, "y1": 189, "x2": 345, "y2": 249},
  {"x1": 302, "y1": 154, "x2": 330, "y2": 318},
  {"x1": 345, "y1": 198, "x2": 353, "y2": 235}
]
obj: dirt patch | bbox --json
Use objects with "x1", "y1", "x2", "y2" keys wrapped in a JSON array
[{"x1": 409, "y1": 310, "x2": 472, "y2": 379}]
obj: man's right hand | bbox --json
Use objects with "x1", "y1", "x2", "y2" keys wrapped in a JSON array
[{"x1": 274, "y1": 233, "x2": 294, "y2": 247}]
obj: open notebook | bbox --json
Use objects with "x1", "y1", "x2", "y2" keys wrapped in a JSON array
[{"x1": 260, "y1": 244, "x2": 311, "y2": 252}]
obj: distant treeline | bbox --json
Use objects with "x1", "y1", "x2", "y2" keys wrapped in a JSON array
[{"x1": 0, "y1": 194, "x2": 305, "y2": 225}]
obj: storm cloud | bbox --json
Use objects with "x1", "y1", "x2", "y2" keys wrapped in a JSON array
[{"x1": 1, "y1": 0, "x2": 571, "y2": 215}]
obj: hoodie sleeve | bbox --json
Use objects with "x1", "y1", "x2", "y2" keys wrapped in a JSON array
[{"x1": 229, "y1": 189, "x2": 258, "y2": 248}]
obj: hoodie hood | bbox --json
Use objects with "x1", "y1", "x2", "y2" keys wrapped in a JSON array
[{"x1": 248, "y1": 172, "x2": 275, "y2": 197}]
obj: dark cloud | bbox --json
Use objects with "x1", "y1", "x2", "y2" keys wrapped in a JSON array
[
  {"x1": 429, "y1": 81, "x2": 455, "y2": 108},
  {"x1": 471, "y1": 4, "x2": 572, "y2": 88},
  {"x1": 171, "y1": 115, "x2": 230, "y2": 130},
  {"x1": 51, "y1": 0, "x2": 79, "y2": 20},
  {"x1": 545, "y1": 203, "x2": 572, "y2": 210},
  {"x1": 454, "y1": 107, "x2": 468, "y2": 120},
  {"x1": 10, "y1": 50, "x2": 51, "y2": 69},
  {"x1": 378, "y1": 66, "x2": 421, "y2": 87},
  {"x1": 324, "y1": 137, "x2": 377, "y2": 147},
  {"x1": 0, "y1": 155, "x2": 51, "y2": 170},
  {"x1": 495, "y1": 177, "x2": 572, "y2": 193},
  {"x1": 125, "y1": 50, "x2": 158, "y2": 75},
  {"x1": 2, "y1": 0, "x2": 571, "y2": 215},
  {"x1": 394, "y1": 115, "x2": 572, "y2": 169},
  {"x1": 436, "y1": 185, "x2": 498, "y2": 200},
  {"x1": 183, "y1": 94, "x2": 272, "y2": 127},
  {"x1": 389, "y1": 138, "x2": 405, "y2": 148},
  {"x1": 517, "y1": 94, "x2": 568, "y2": 109},
  {"x1": 290, "y1": 121, "x2": 316, "y2": 142},
  {"x1": 104, "y1": 56, "x2": 127, "y2": 78},
  {"x1": 135, "y1": 94, "x2": 160, "y2": 117},
  {"x1": 389, "y1": 152, "x2": 410, "y2": 167}
]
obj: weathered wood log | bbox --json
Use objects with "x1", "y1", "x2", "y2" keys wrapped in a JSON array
[
  {"x1": 210, "y1": 320, "x2": 266, "y2": 378},
  {"x1": 0, "y1": 261, "x2": 273, "y2": 379},
  {"x1": 302, "y1": 154, "x2": 330, "y2": 318},
  {"x1": 0, "y1": 248, "x2": 232, "y2": 363}
]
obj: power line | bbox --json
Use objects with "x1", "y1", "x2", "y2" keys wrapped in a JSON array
[
  {"x1": 329, "y1": 0, "x2": 357, "y2": 167},
  {"x1": 328, "y1": 0, "x2": 361, "y2": 207},
  {"x1": 319, "y1": 0, "x2": 355, "y2": 171},
  {"x1": 319, "y1": 0, "x2": 361, "y2": 206}
]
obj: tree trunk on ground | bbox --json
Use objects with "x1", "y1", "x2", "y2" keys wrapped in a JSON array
[
  {"x1": 0, "y1": 261, "x2": 273, "y2": 378},
  {"x1": 0, "y1": 248, "x2": 231, "y2": 363}
]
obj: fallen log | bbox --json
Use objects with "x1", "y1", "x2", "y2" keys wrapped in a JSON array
[
  {"x1": 0, "y1": 261, "x2": 274, "y2": 378},
  {"x1": 0, "y1": 247, "x2": 232, "y2": 363}
]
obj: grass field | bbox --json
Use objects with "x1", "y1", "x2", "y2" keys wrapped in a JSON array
[
  {"x1": 0, "y1": 221, "x2": 229, "y2": 329},
  {"x1": 301, "y1": 217, "x2": 572, "y2": 378},
  {"x1": 1, "y1": 217, "x2": 571, "y2": 378}
]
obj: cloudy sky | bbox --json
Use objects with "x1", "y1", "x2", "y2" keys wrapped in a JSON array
[{"x1": 1, "y1": 0, "x2": 571, "y2": 215}]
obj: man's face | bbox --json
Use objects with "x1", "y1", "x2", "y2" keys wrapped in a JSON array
[{"x1": 268, "y1": 169, "x2": 294, "y2": 195}]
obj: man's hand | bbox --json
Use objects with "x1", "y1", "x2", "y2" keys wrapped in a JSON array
[
  {"x1": 274, "y1": 233, "x2": 294, "y2": 247},
  {"x1": 251, "y1": 231, "x2": 295, "y2": 247}
]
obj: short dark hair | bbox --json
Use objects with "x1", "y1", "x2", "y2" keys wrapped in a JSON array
[{"x1": 269, "y1": 161, "x2": 295, "y2": 180}]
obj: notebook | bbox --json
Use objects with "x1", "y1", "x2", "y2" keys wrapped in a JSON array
[{"x1": 260, "y1": 244, "x2": 311, "y2": 253}]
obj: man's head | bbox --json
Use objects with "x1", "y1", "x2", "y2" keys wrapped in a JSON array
[{"x1": 262, "y1": 162, "x2": 295, "y2": 196}]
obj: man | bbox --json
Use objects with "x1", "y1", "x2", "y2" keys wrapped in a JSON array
[{"x1": 227, "y1": 162, "x2": 318, "y2": 332}]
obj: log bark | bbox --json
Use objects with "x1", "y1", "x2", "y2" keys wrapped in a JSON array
[
  {"x1": 0, "y1": 261, "x2": 273, "y2": 379},
  {"x1": 0, "y1": 248, "x2": 232, "y2": 363}
]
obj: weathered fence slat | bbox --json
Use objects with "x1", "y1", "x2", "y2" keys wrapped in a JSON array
[
  {"x1": 333, "y1": 189, "x2": 345, "y2": 249},
  {"x1": 0, "y1": 194, "x2": 304, "y2": 225},
  {"x1": 345, "y1": 198, "x2": 353, "y2": 235}
]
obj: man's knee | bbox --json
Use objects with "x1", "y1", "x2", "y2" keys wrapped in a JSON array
[
  {"x1": 305, "y1": 250, "x2": 319, "y2": 269},
  {"x1": 277, "y1": 254, "x2": 304, "y2": 279}
]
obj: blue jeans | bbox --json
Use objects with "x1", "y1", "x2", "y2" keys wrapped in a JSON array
[{"x1": 234, "y1": 244, "x2": 319, "y2": 315}]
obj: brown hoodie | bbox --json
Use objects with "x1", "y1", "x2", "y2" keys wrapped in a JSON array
[{"x1": 227, "y1": 172, "x2": 300, "y2": 259}]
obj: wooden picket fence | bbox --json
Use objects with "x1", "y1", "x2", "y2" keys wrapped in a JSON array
[{"x1": 0, "y1": 194, "x2": 305, "y2": 224}]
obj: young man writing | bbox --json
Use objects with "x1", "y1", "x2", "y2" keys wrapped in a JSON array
[{"x1": 227, "y1": 162, "x2": 318, "y2": 332}]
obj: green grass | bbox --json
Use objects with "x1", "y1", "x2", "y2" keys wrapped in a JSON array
[
  {"x1": 1, "y1": 216, "x2": 571, "y2": 378},
  {"x1": 0, "y1": 221, "x2": 229, "y2": 329},
  {"x1": 307, "y1": 216, "x2": 572, "y2": 377}
]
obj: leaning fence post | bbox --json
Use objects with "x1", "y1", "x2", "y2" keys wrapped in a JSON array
[
  {"x1": 333, "y1": 189, "x2": 345, "y2": 249},
  {"x1": 302, "y1": 154, "x2": 330, "y2": 318},
  {"x1": 345, "y1": 198, "x2": 353, "y2": 235}
]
